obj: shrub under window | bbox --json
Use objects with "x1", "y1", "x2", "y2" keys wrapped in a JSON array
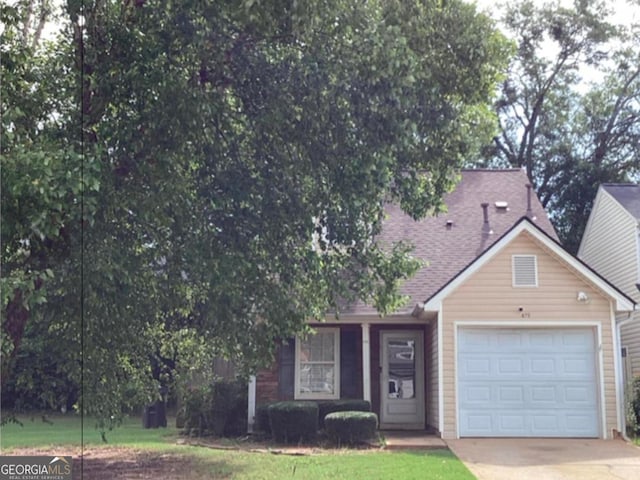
[
  {"x1": 268, "y1": 401, "x2": 319, "y2": 443},
  {"x1": 324, "y1": 411, "x2": 378, "y2": 445}
]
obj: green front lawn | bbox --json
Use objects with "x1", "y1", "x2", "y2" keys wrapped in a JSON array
[
  {"x1": 191, "y1": 449, "x2": 474, "y2": 480},
  {"x1": 0, "y1": 413, "x2": 177, "y2": 449},
  {"x1": 0, "y1": 413, "x2": 475, "y2": 480}
]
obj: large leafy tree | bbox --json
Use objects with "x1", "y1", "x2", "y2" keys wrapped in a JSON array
[
  {"x1": 479, "y1": 0, "x2": 640, "y2": 252},
  {"x1": 1, "y1": 1, "x2": 92, "y2": 407},
  {"x1": 2, "y1": 0, "x2": 511, "y2": 421}
]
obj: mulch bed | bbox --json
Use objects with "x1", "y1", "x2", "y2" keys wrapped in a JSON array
[{"x1": 8, "y1": 447, "x2": 195, "y2": 480}]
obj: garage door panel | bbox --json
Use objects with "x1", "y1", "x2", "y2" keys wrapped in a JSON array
[
  {"x1": 462, "y1": 357, "x2": 491, "y2": 375},
  {"x1": 565, "y1": 385, "x2": 595, "y2": 403},
  {"x1": 466, "y1": 413, "x2": 493, "y2": 433},
  {"x1": 529, "y1": 332, "x2": 555, "y2": 348},
  {"x1": 497, "y1": 358, "x2": 523, "y2": 374},
  {"x1": 458, "y1": 328, "x2": 599, "y2": 438},
  {"x1": 499, "y1": 386, "x2": 524, "y2": 402},
  {"x1": 530, "y1": 385, "x2": 556, "y2": 402},
  {"x1": 465, "y1": 385, "x2": 491, "y2": 402},
  {"x1": 531, "y1": 357, "x2": 555, "y2": 374},
  {"x1": 566, "y1": 414, "x2": 598, "y2": 433},
  {"x1": 563, "y1": 356, "x2": 592, "y2": 375},
  {"x1": 460, "y1": 409, "x2": 598, "y2": 437},
  {"x1": 461, "y1": 383, "x2": 597, "y2": 408},
  {"x1": 497, "y1": 332, "x2": 522, "y2": 348},
  {"x1": 562, "y1": 331, "x2": 593, "y2": 348},
  {"x1": 499, "y1": 413, "x2": 526, "y2": 433},
  {"x1": 531, "y1": 414, "x2": 559, "y2": 433},
  {"x1": 461, "y1": 355, "x2": 594, "y2": 379}
]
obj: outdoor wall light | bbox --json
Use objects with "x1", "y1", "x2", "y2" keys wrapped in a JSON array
[{"x1": 576, "y1": 291, "x2": 590, "y2": 303}]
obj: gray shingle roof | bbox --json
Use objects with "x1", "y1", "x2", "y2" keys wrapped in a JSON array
[
  {"x1": 340, "y1": 169, "x2": 558, "y2": 315},
  {"x1": 602, "y1": 184, "x2": 640, "y2": 219}
]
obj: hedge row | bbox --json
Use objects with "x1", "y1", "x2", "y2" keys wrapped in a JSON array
[{"x1": 256, "y1": 399, "x2": 376, "y2": 444}]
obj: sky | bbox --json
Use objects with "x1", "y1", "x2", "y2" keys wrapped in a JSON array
[
  {"x1": 19, "y1": 1, "x2": 640, "y2": 44},
  {"x1": 470, "y1": 0, "x2": 639, "y2": 88},
  {"x1": 472, "y1": 0, "x2": 640, "y2": 25}
]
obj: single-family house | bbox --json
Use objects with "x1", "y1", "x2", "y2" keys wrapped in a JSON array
[
  {"x1": 249, "y1": 169, "x2": 634, "y2": 439},
  {"x1": 579, "y1": 184, "x2": 640, "y2": 385}
]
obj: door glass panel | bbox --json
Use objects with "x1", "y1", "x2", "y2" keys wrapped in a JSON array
[{"x1": 387, "y1": 339, "x2": 415, "y2": 399}]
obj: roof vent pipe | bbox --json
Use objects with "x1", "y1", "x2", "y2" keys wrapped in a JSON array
[
  {"x1": 481, "y1": 202, "x2": 491, "y2": 233},
  {"x1": 526, "y1": 184, "x2": 533, "y2": 218}
]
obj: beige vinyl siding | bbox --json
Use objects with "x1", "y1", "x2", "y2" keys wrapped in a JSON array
[
  {"x1": 441, "y1": 231, "x2": 618, "y2": 439},
  {"x1": 579, "y1": 190, "x2": 639, "y2": 302},
  {"x1": 426, "y1": 320, "x2": 439, "y2": 431}
]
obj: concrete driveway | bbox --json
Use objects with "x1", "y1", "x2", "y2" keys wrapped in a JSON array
[{"x1": 446, "y1": 438, "x2": 640, "y2": 480}]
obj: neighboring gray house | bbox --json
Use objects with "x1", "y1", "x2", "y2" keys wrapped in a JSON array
[{"x1": 579, "y1": 184, "x2": 640, "y2": 383}]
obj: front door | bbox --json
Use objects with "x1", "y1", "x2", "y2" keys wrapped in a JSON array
[{"x1": 380, "y1": 330, "x2": 425, "y2": 429}]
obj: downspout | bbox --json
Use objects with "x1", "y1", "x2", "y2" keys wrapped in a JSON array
[{"x1": 438, "y1": 302, "x2": 444, "y2": 437}]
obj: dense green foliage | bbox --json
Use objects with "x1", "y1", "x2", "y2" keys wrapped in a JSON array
[
  {"x1": 255, "y1": 403, "x2": 273, "y2": 435},
  {"x1": 268, "y1": 401, "x2": 319, "y2": 443},
  {"x1": 179, "y1": 380, "x2": 247, "y2": 437},
  {"x1": 2, "y1": 0, "x2": 510, "y2": 423},
  {"x1": 324, "y1": 411, "x2": 378, "y2": 445},
  {"x1": 627, "y1": 376, "x2": 640, "y2": 436},
  {"x1": 478, "y1": 0, "x2": 640, "y2": 252}
]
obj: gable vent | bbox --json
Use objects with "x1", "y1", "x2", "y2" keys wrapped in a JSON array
[{"x1": 512, "y1": 255, "x2": 538, "y2": 287}]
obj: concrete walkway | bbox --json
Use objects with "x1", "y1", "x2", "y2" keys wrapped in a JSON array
[
  {"x1": 446, "y1": 438, "x2": 640, "y2": 480},
  {"x1": 382, "y1": 431, "x2": 446, "y2": 450}
]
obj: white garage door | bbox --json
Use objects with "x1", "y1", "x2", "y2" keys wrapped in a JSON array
[{"x1": 458, "y1": 327, "x2": 599, "y2": 437}]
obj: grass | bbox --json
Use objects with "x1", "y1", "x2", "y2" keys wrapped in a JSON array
[
  {"x1": 0, "y1": 413, "x2": 475, "y2": 480},
  {"x1": 188, "y1": 449, "x2": 475, "y2": 480},
  {"x1": 0, "y1": 413, "x2": 177, "y2": 449}
]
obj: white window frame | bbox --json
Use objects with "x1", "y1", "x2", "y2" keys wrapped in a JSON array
[
  {"x1": 294, "y1": 328, "x2": 340, "y2": 400},
  {"x1": 512, "y1": 254, "x2": 538, "y2": 287}
]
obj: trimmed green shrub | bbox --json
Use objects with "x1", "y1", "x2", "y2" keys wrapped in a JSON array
[
  {"x1": 255, "y1": 403, "x2": 272, "y2": 435},
  {"x1": 318, "y1": 399, "x2": 371, "y2": 428},
  {"x1": 324, "y1": 411, "x2": 378, "y2": 445},
  {"x1": 268, "y1": 401, "x2": 318, "y2": 443}
]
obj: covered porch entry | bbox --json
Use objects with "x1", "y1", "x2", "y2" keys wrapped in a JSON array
[{"x1": 250, "y1": 316, "x2": 437, "y2": 433}]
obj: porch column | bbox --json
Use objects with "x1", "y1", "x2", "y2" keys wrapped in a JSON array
[
  {"x1": 247, "y1": 375, "x2": 256, "y2": 433},
  {"x1": 361, "y1": 323, "x2": 371, "y2": 403}
]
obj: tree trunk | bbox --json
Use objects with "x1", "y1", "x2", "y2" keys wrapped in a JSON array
[{"x1": 2, "y1": 290, "x2": 30, "y2": 388}]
